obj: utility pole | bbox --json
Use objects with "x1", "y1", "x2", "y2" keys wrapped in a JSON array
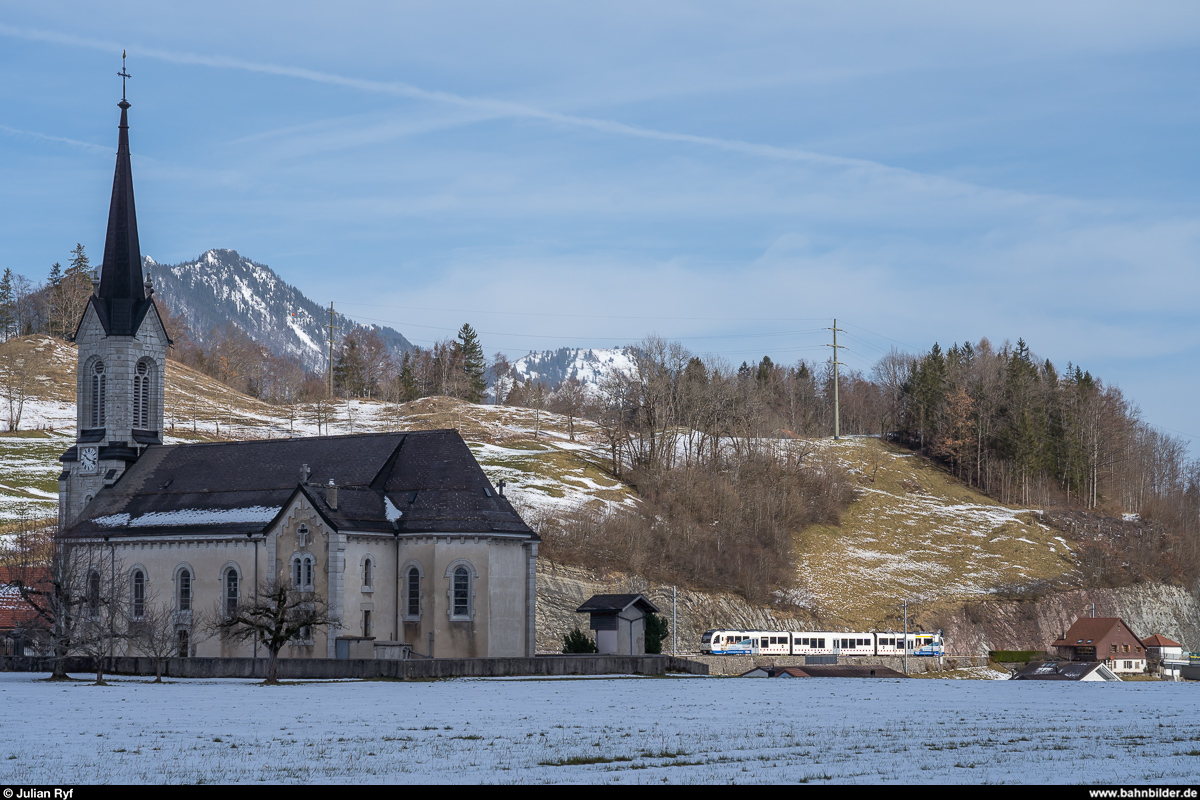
[
  {"x1": 826, "y1": 318, "x2": 845, "y2": 440},
  {"x1": 325, "y1": 302, "x2": 339, "y2": 397}
]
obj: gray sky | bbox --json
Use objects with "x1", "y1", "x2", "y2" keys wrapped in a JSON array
[{"x1": 2, "y1": 2, "x2": 1199, "y2": 444}]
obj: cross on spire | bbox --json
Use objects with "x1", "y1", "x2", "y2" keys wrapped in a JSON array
[{"x1": 117, "y1": 50, "x2": 131, "y2": 103}]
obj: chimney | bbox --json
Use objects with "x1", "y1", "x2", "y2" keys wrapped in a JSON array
[{"x1": 327, "y1": 478, "x2": 338, "y2": 510}]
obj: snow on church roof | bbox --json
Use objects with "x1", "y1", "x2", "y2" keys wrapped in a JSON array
[{"x1": 62, "y1": 430, "x2": 535, "y2": 540}]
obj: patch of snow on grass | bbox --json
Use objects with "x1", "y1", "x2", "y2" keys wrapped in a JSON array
[{"x1": 1, "y1": 673, "x2": 1197, "y2": 784}]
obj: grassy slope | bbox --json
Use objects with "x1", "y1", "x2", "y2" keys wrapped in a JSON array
[
  {"x1": 799, "y1": 437, "x2": 1076, "y2": 629},
  {"x1": 0, "y1": 336, "x2": 1080, "y2": 629}
]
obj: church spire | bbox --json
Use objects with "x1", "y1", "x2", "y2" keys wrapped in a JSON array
[{"x1": 97, "y1": 52, "x2": 146, "y2": 335}]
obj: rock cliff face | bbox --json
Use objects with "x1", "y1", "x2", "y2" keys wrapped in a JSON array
[
  {"x1": 536, "y1": 561, "x2": 819, "y2": 654},
  {"x1": 934, "y1": 583, "x2": 1200, "y2": 655},
  {"x1": 536, "y1": 560, "x2": 1200, "y2": 656}
]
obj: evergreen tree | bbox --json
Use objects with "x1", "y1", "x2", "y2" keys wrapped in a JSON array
[
  {"x1": 61, "y1": 244, "x2": 94, "y2": 337},
  {"x1": 398, "y1": 351, "x2": 418, "y2": 402},
  {"x1": 455, "y1": 323, "x2": 487, "y2": 403},
  {"x1": 0, "y1": 269, "x2": 13, "y2": 342},
  {"x1": 46, "y1": 262, "x2": 64, "y2": 337},
  {"x1": 756, "y1": 356, "x2": 775, "y2": 388},
  {"x1": 333, "y1": 336, "x2": 364, "y2": 396},
  {"x1": 562, "y1": 627, "x2": 598, "y2": 654},
  {"x1": 644, "y1": 612, "x2": 669, "y2": 654},
  {"x1": 67, "y1": 243, "x2": 90, "y2": 282}
]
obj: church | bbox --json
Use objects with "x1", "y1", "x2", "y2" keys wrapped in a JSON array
[{"x1": 57, "y1": 81, "x2": 539, "y2": 660}]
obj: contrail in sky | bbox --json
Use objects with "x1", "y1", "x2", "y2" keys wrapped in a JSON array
[{"x1": 0, "y1": 20, "x2": 988, "y2": 198}]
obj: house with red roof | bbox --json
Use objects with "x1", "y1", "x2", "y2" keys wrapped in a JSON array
[
  {"x1": 1141, "y1": 634, "x2": 1184, "y2": 661},
  {"x1": 1142, "y1": 634, "x2": 1186, "y2": 679},
  {"x1": 0, "y1": 568, "x2": 47, "y2": 656},
  {"x1": 1052, "y1": 617, "x2": 1146, "y2": 674}
]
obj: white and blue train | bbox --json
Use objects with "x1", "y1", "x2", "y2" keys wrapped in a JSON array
[{"x1": 700, "y1": 629, "x2": 945, "y2": 657}]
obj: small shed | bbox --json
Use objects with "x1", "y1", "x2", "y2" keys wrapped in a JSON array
[
  {"x1": 576, "y1": 594, "x2": 660, "y2": 655},
  {"x1": 334, "y1": 636, "x2": 375, "y2": 660},
  {"x1": 1011, "y1": 661, "x2": 1121, "y2": 682}
]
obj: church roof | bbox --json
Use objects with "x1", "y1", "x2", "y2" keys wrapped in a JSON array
[
  {"x1": 88, "y1": 93, "x2": 156, "y2": 337},
  {"x1": 61, "y1": 430, "x2": 536, "y2": 539}
]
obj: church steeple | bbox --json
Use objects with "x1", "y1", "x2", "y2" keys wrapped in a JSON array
[
  {"x1": 60, "y1": 56, "x2": 169, "y2": 529},
  {"x1": 96, "y1": 53, "x2": 147, "y2": 336}
]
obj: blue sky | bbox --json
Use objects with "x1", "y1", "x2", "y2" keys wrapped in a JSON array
[{"x1": 2, "y1": 2, "x2": 1199, "y2": 444}]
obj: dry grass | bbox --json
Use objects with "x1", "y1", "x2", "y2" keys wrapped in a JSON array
[
  {"x1": 1, "y1": 336, "x2": 1089, "y2": 632},
  {"x1": 797, "y1": 437, "x2": 1078, "y2": 629}
]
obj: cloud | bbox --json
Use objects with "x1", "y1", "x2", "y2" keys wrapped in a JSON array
[{"x1": 0, "y1": 123, "x2": 110, "y2": 154}]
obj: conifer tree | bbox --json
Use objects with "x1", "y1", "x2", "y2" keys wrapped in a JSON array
[
  {"x1": 62, "y1": 244, "x2": 94, "y2": 337},
  {"x1": 398, "y1": 351, "x2": 418, "y2": 402},
  {"x1": 455, "y1": 323, "x2": 487, "y2": 403},
  {"x1": 46, "y1": 262, "x2": 64, "y2": 337},
  {"x1": 0, "y1": 269, "x2": 13, "y2": 342},
  {"x1": 67, "y1": 243, "x2": 89, "y2": 281}
]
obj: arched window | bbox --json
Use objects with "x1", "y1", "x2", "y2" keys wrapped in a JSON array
[
  {"x1": 133, "y1": 359, "x2": 154, "y2": 429},
  {"x1": 177, "y1": 567, "x2": 192, "y2": 611},
  {"x1": 362, "y1": 557, "x2": 374, "y2": 591},
  {"x1": 444, "y1": 560, "x2": 475, "y2": 621},
  {"x1": 291, "y1": 554, "x2": 314, "y2": 591},
  {"x1": 452, "y1": 566, "x2": 470, "y2": 619},
  {"x1": 406, "y1": 567, "x2": 421, "y2": 619},
  {"x1": 87, "y1": 570, "x2": 101, "y2": 617},
  {"x1": 88, "y1": 360, "x2": 106, "y2": 428},
  {"x1": 131, "y1": 570, "x2": 145, "y2": 620},
  {"x1": 224, "y1": 568, "x2": 239, "y2": 617}
]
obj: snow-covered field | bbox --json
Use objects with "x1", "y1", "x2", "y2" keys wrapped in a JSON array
[{"x1": 2, "y1": 673, "x2": 1199, "y2": 784}]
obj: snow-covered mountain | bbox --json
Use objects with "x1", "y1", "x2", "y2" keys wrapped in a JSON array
[
  {"x1": 144, "y1": 249, "x2": 412, "y2": 372},
  {"x1": 511, "y1": 347, "x2": 637, "y2": 394}
]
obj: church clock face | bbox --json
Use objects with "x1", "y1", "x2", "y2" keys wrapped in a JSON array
[{"x1": 80, "y1": 446, "x2": 98, "y2": 475}]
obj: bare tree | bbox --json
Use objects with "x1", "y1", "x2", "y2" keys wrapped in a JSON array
[
  {"x1": 551, "y1": 377, "x2": 586, "y2": 441},
  {"x1": 72, "y1": 549, "x2": 129, "y2": 685},
  {"x1": 0, "y1": 523, "x2": 100, "y2": 680},
  {"x1": 127, "y1": 598, "x2": 182, "y2": 682},
  {"x1": 209, "y1": 580, "x2": 328, "y2": 684},
  {"x1": 0, "y1": 338, "x2": 33, "y2": 431},
  {"x1": 489, "y1": 352, "x2": 513, "y2": 405},
  {"x1": 307, "y1": 395, "x2": 335, "y2": 436}
]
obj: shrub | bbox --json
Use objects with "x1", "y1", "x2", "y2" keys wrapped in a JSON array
[
  {"x1": 645, "y1": 612, "x2": 669, "y2": 654},
  {"x1": 537, "y1": 454, "x2": 855, "y2": 603},
  {"x1": 563, "y1": 627, "x2": 598, "y2": 654}
]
